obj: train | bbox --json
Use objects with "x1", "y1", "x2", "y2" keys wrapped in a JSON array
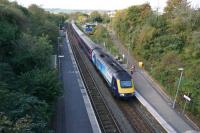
[
  {"x1": 84, "y1": 25, "x2": 93, "y2": 34},
  {"x1": 70, "y1": 22, "x2": 135, "y2": 98},
  {"x1": 83, "y1": 23, "x2": 96, "y2": 34}
]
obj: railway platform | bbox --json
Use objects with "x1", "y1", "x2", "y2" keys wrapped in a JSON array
[{"x1": 54, "y1": 31, "x2": 100, "y2": 133}]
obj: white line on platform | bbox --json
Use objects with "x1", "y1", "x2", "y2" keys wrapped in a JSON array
[
  {"x1": 66, "y1": 32, "x2": 101, "y2": 133},
  {"x1": 136, "y1": 91, "x2": 177, "y2": 133}
]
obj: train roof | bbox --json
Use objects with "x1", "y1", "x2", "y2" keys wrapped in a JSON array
[
  {"x1": 114, "y1": 71, "x2": 132, "y2": 80},
  {"x1": 71, "y1": 22, "x2": 84, "y2": 36},
  {"x1": 94, "y1": 49, "x2": 123, "y2": 71},
  {"x1": 72, "y1": 22, "x2": 99, "y2": 50},
  {"x1": 94, "y1": 49, "x2": 131, "y2": 80}
]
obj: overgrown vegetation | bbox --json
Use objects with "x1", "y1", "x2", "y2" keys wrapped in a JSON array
[
  {"x1": 90, "y1": 25, "x2": 118, "y2": 56},
  {"x1": 112, "y1": 0, "x2": 200, "y2": 122},
  {"x1": 0, "y1": 0, "x2": 67, "y2": 132},
  {"x1": 72, "y1": 11, "x2": 110, "y2": 24},
  {"x1": 74, "y1": 11, "x2": 117, "y2": 55}
]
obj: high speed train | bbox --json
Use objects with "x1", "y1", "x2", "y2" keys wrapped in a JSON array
[
  {"x1": 84, "y1": 25, "x2": 94, "y2": 34},
  {"x1": 71, "y1": 22, "x2": 135, "y2": 98}
]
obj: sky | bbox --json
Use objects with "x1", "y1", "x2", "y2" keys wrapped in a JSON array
[{"x1": 10, "y1": 0, "x2": 200, "y2": 12}]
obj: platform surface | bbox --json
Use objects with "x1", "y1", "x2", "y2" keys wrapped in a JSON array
[{"x1": 56, "y1": 35, "x2": 100, "y2": 133}]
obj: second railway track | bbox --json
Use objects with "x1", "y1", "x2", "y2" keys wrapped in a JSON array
[{"x1": 66, "y1": 23, "x2": 166, "y2": 133}]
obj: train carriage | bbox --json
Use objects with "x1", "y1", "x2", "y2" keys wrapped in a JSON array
[{"x1": 72, "y1": 22, "x2": 99, "y2": 59}]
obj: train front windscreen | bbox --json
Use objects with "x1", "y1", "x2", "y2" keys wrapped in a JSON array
[{"x1": 120, "y1": 80, "x2": 132, "y2": 88}]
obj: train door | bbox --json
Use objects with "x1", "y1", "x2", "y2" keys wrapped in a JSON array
[
  {"x1": 96, "y1": 59, "x2": 101, "y2": 71},
  {"x1": 111, "y1": 77, "x2": 117, "y2": 96},
  {"x1": 92, "y1": 52, "x2": 96, "y2": 65}
]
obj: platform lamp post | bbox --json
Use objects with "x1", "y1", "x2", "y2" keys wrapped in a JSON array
[
  {"x1": 57, "y1": 37, "x2": 61, "y2": 55},
  {"x1": 127, "y1": 43, "x2": 130, "y2": 69},
  {"x1": 173, "y1": 67, "x2": 184, "y2": 109},
  {"x1": 58, "y1": 55, "x2": 64, "y2": 69},
  {"x1": 57, "y1": 37, "x2": 61, "y2": 70},
  {"x1": 57, "y1": 36, "x2": 64, "y2": 79},
  {"x1": 127, "y1": 25, "x2": 133, "y2": 69},
  {"x1": 106, "y1": 32, "x2": 108, "y2": 52},
  {"x1": 57, "y1": 37, "x2": 60, "y2": 61},
  {"x1": 58, "y1": 55, "x2": 64, "y2": 80},
  {"x1": 127, "y1": 32, "x2": 131, "y2": 69}
]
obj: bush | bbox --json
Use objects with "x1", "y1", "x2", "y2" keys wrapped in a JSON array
[
  {"x1": 0, "y1": 1, "x2": 60, "y2": 132},
  {"x1": 112, "y1": 0, "x2": 200, "y2": 123},
  {"x1": 19, "y1": 69, "x2": 60, "y2": 104}
]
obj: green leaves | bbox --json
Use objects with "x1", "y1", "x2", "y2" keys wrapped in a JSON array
[
  {"x1": 11, "y1": 33, "x2": 53, "y2": 74},
  {"x1": 153, "y1": 34, "x2": 185, "y2": 52},
  {"x1": 19, "y1": 69, "x2": 60, "y2": 104},
  {"x1": 112, "y1": 1, "x2": 200, "y2": 120},
  {"x1": 0, "y1": 93, "x2": 52, "y2": 132},
  {"x1": 0, "y1": 4, "x2": 28, "y2": 26},
  {"x1": 90, "y1": 11, "x2": 103, "y2": 23},
  {"x1": 0, "y1": 0, "x2": 60, "y2": 132}
]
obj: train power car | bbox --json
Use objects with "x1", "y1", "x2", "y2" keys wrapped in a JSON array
[
  {"x1": 92, "y1": 49, "x2": 135, "y2": 98},
  {"x1": 84, "y1": 23, "x2": 96, "y2": 34},
  {"x1": 84, "y1": 25, "x2": 93, "y2": 34},
  {"x1": 71, "y1": 22, "x2": 135, "y2": 98}
]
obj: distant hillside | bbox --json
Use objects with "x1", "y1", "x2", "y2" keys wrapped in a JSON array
[{"x1": 45, "y1": 8, "x2": 113, "y2": 14}]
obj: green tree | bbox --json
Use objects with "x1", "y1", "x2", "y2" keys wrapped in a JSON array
[
  {"x1": 0, "y1": 0, "x2": 60, "y2": 131},
  {"x1": 112, "y1": 1, "x2": 200, "y2": 122},
  {"x1": 12, "y1": 34, "x2": 52, "y2": 74},
  {"x1": 90, "y1": 11, "x2": 103, "y2": 23},
  {"x1": 0, "y1": 3, "x2": 28, "y2": 61},
  {"x1": 102, "y1": 13, "x2": 110, "y2": 23},
  {"x1": 19, "y1": 69, "x2": 60, "y2": 104},
  {"x1": 28, "y1": 4, "x2": 58, "y2": 46},
  {"x1": 164, "y1": 0, "x2": 189, "y2": 17}
]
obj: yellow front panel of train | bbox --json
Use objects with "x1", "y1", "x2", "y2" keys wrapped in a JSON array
[{"x1": 117, "y1": 80, "x2": 134, "y2": 94}]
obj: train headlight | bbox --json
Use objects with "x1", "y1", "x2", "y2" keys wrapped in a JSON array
[{"x1": 120, "y1": 94, "x2": 125, "y2": 96}]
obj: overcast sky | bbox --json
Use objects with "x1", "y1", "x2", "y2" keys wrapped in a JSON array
[{"x1": 10, "y1": 0, "x2": 200, "y2": 12}]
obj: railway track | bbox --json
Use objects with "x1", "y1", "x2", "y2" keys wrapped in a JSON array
[
  {"x1": 118, "y1": 101, "x2": 153, "y2": 133},
  {"x1": 66, "y1": 23, "x2": 166, "y2": 133},
  {"x1": 67, "y1": 24, "x2": 121, "y2": 133},
  {"x1": 117, "y1": 99, "x2": 165, "y2": 133}
]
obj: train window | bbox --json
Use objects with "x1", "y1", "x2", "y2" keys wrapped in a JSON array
[{"x1": 120, "y1": 81, "x2": 132, "y2": 88}]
